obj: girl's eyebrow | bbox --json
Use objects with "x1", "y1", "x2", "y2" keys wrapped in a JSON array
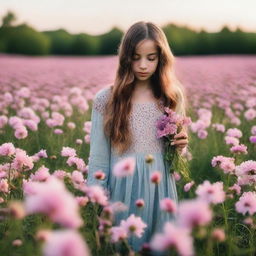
[{"x1": 134, "y1": 52, "x2": 158, "y2": 56}]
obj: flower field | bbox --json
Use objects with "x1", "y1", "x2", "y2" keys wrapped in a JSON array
[{"x1": 0, "y1": 54, "x2": 255, "y2": 256}]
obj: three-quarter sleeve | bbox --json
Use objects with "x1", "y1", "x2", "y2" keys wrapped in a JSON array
[{"x1": 86, "y1": 88, "x2": 111, "y2": 190}]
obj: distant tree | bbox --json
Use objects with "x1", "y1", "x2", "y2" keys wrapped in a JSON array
[
  {"x1": 1, "y1": 10, "x2": 16, "y2": 27},
  {"x1": 98, "y1": 27, "x2": 123, "y2": 55},
  {"x1": 71, "y1": 33, "x2": 100, "y2": 55},
  {"x1": 6, "y1": 24, "x2": 50, "y2": 55},
  {"x1": 43, "y1": 29, "x2": 75, "y2": 54}
]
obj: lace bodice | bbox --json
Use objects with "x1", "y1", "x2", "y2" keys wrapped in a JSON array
[{"x1": 92, "y1": 87, "x2": 165, "y2": 156}]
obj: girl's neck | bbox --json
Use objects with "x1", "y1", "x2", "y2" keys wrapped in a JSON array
[
  {"x1": 132, "y1": 81, "x2": 156, "y2": 104},
  {"x1": 134, "y1": 80, "x2": 152, "y2": 92}
]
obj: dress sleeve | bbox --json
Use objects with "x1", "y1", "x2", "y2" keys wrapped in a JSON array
[{"x1": 86, "y1": 88, "x2": 111, "y2": 190}]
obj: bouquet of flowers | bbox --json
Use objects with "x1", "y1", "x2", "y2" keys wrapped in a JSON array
[{"x1": 156, "y1": 107, "x2": 192, "y2": 182}]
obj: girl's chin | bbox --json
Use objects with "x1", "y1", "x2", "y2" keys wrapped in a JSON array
[{"x1": 135, "y1": 75, "x2": 151, "y2": 81}]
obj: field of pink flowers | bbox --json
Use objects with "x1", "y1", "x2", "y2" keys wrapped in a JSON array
[{"x1": 0, "y1": 54, "x2": 256, "y2": 256}]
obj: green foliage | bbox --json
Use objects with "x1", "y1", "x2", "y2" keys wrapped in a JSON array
[
  {"x1": 98, "y1": 27, "x2": 123, "y2": 55},
  {"x1": 71, "y1": 33, "x2": 101, "y2": 55},
  {"x1": 1, "y1": 10, "x2": 16, "y2": 27},
  {"x1": 1, "y1": 10, "x2": 256, "y2": 56},
  {"x1": 0, "y1": 24, "x2": 51, "y2": 55},
  {"x1": 43, "y1": 29, "x2": 75, "y2": 55}
]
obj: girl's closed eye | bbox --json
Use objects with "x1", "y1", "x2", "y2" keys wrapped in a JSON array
[{"x1": 132, "y1": 57, "x2": 157, "y2": 61}]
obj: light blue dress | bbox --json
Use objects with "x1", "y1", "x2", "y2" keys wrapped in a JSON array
[{"x1": 87, "y1": 87, "x2": 178, "y2": 254}]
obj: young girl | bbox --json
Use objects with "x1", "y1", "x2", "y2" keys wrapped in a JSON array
[{"x1": 87, "y1": 21, "x2": 189, "y2": 253}]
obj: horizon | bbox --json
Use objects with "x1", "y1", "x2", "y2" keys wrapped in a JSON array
[{"x1": 0, "y1": 0, "x2": 255, "y2": 35}]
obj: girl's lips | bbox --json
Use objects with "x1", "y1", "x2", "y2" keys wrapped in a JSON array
[{"x1": 138, "y1": 72, "x2": 149, "y2": 76}]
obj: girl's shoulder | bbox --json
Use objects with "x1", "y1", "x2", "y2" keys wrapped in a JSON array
[{"x1": 93, "y1": 86, "x2": 112, "y2": 114}]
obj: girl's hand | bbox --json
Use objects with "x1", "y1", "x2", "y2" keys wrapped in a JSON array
[{"x1": 171, "y1": 131, "x2": 188, "y2": 153}]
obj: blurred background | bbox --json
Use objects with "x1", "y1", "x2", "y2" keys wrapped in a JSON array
[{"x1": 0, "y1": 0, "x2": 256, "y2": 56}]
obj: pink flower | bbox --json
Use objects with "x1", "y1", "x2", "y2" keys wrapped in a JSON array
[
  {"x1": 224, "y1": 136, "x2": 239, "y2": 146},
  {"x1": 23, "y1": 179, "x2": 38, "y2": 195},
  {"x1": 71, "y1": 170, "x2": 84, "y2": 184},
  {"x1": 228, "y1": 183, "x2": 241, "y2": 195},
  {"x1": 197, "y1": 129, "x2": 208, "y2": 139},
  {"x1": 76, "y1": 139, "x2": 83, "y2": 145},
  {"x1": 226, "y1": 128, "x2": 242, "y2": 138},
  {"x1": 160, "y1": 198, "x2": 177, "y2": 213},
  {"x1": 235, "y1": 160, "x2": 256, "y2": 176},
  {"x1": 135, "y1": 199, "x2": 145, "y2": 208},
  {"x1": 107, "y1": 201, "x2": 128, "y2": 213},
  {"x1": 23, "y1": 119, "x2": 38, "y2": 131},
  {"x1": 190, "y1": 120, "x2": 208, "y2": 133},
  {"x1": 212, "y1": 123, "x2": 225, "y2": 133},
  {"x1": 24, "y1": 176, "x2": 83, "y2": 228},
  {"x1": 94, "y1": 170, "x2": 106, "y2": 180},
  {"x1": 14, "y1": 125, "x2": 28, "y2": 139},
  {"x1": 177, "y1": 199, "x2": 212, "y2": 229},
  {"x1": 211, "y1": 228, "x2": 226, "y2": 242},
  {"x1": 12, "y1": 148, "x2": 34, "y2": 171},
  {"x1": 230, "y1": 144, "x2": 248, "y2": 154},
  {"x1": 42, "y1": 229, "x2": 91, "y2": 256},
  {"x1": 66, "y1": 156, "x2": 86, "y2": 171},
  {"x1": 113, "y1": 157, "x2": 136, "y2": 177},
  {"x1": 83, "y1": 121, "x2": 91, "y2": 134},
  {"x1": 12, "y1": 239, "x2": 23, "y2": 247},
  {"x1": 237, "y1": 176, "x2": 255, "y2": 186},
  {"x1": 0, "y1": 179, "x2": 9, "y2": 193},
  {"x1": 84, "y1": 134, "x2": 90, "y2": 144},
  {"x1": 61, "y1": 146, "x2": 77, "y2": 157},
  {"x1": 244, "y1": 108, "x2": 256, "y2": 120},
  {"x1": 54, "y1": 129, "x2": 63, "y2": 134},
  {"x1": 0, "y1": 142, "x2": 15, "y2": 156},
  {"x1": 150, "y1": 171, "x2": 162, "y2": 184},
  {"x1": 184, "y1": 181, "x2": 195, "y2": 192},
  {"x1": 173, "y1": 171, "x2": 181, "y2": 181},
  {"x1": 35, "y1": 149, "x2": 48, "y2": 159},
  {"x1": 9, "y1": 116, "x2": 23, "y2": 129},
  {"x1": 156, "y1": 115, "x2": 177, "y2": 138},
  {"x1": 219, "y1": 159, "x2": 236, "y2": 174},
  {"x1": 211, "y1": 155, "x2": 235, "y2": 168},
  {"x1": 0, "y1": 115, "x2": 8, "y2": 128},
  {"x1": 110, "y1": 226, "x2": 128, "y2": 243},
  {"x1": 36, "y1": 229, "x2": 51, "y2": 241},
  {"x1": 120, "y1": 214, "x2": 147, "y2": 238},
  {"x1": 67, "y1": 122, "x2": 76, "y2": 129},
  {"x1": 76, "y1": 196, "x2": 89, "y2": 207},
  {"x1": 52, "y1": 170, "x2": 68, "y2": 180},
  {"x1": 150, "y1": 222, "x2": 193, "y2": 256},
  {"x1": 249, "y1": 136, "x2": 256, "y2": 143},
  {"x1": 251, "y1": 125, "x2": 256, "y2": 135},
  {"x1": 31, "y1": 165, "x2": 50, "y2": 182},
  {"x1": 17, "y1": 87, "x2": 30, "y2": 98},
  {"x1": 195, "y1": 180, "x2": 226, "y2": 204},
  {"x1": 83, "y1": 185, "x2": 108, "y2": 206},
  {"x1": 51, "y1": 112, "x2": 65, "y2": 126},
  {"x1": 235, "y1": 191, "x2": 256, "y2": 216},
  {"x1": 243, "y1": 217, "x2": 254, "y2": 226}
]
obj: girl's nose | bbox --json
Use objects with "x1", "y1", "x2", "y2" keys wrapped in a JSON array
[{"x1": 139, "y1": 58, "x2": 147, "y2": 69}]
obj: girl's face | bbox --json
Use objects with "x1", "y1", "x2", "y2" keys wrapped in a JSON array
[{"x1": 131, "y1": 39, "x2": 159, "y2": 81}]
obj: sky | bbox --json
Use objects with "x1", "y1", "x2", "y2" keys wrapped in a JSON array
[{"x1": 0, "y1": 0, "x2": 255, "y2": 35}]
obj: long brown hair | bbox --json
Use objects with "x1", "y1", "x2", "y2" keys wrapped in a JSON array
[{"x1": 103, "y1": 21, "x2": 188, "y2": 155}]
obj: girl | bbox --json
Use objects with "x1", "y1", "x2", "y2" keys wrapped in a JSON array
[{"x1": 87, "y1": 21, "x2": 189, "y2": 254}]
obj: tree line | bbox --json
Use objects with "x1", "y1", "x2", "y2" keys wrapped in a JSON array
[{"x1": 0, "y1": 11, "x2": 255, "y2": 56}]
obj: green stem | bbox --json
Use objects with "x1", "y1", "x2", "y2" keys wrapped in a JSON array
[
  {"x1": 92, "y1": 204, "x2": 101, "y2": 254},
  {"x1": 122, "y1": 238, "x2": 133, "y2": 254},
  {"x1": 221, "y1": 202, "x2": 231, "y2": 256}
]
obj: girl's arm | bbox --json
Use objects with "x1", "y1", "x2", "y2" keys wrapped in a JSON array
[{"x1": 86, "y1": 89, "x2": 111, "y2": 190}]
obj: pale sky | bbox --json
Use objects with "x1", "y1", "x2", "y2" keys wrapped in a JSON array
[{"x1": 0, "y1": 0, "x2": 255, "y2": 35}]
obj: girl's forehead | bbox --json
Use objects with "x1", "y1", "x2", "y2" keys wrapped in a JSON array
[{"x1": 135, "y1": 39, "x2": 157, "y2": 54}]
